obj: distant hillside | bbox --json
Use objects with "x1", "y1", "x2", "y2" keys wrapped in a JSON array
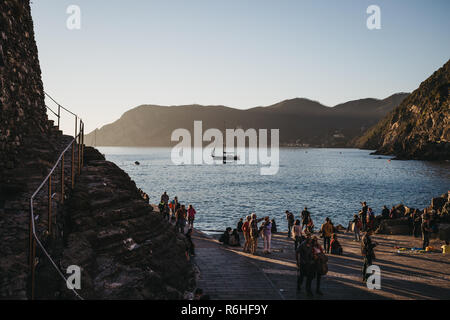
[
  {"x1": 356, "y1": 60, "x2": 450, "y2": 160},
  {"x1": 85, "y1": 94, "x2": 408, "y2": 148}
]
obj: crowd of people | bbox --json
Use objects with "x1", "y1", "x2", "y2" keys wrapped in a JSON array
[
  {"x1": 150, "y1": 191, "x2": 448, "y2": 298},
  {"x1": 157, "y1": 191, "x2": 198, "y2": 261}
]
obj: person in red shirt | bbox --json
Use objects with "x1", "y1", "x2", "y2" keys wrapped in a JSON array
[{"x1": 187, "y1": 204, "x2": 196, "y2": 228}]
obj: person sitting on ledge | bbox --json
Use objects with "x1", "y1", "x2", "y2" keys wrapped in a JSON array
[
  {"x1": 229, "y1": 229, "x2": 241, "y2": 247},
  {"x1": 381, "y1": 205, "x2": 390, "y2": 219},
  {"x1": 330, "y1": 233, "x2": 343, "y2": 255},
  {"x1": 219, "y1": 227, "x2": 232, "y2": 246}
]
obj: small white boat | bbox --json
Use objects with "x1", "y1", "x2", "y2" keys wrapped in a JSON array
[{"x1": 211, "y1": 148, "x2": 239, "y2": 161}]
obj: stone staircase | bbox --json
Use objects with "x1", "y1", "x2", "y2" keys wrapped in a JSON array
[
  {"x1": 59, "y1": 147, "x2": 196, "y2": 299},
  {"x1": 0, "y1": 119, "x2": 82, "y2": 299}
]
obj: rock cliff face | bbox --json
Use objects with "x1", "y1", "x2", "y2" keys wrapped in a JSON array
[
  {"x1": 0, "y1": 0, "x2": 55, "y2": 177},
  {"x1": 0, "y1": 0, "x2": 66, "y2": 299},
  {"x1": 356, "y1": 60, "x2": 450, "y2": 160},
  {"x1": 59, "y1": 147, "x2": 195, "y2": 299}
]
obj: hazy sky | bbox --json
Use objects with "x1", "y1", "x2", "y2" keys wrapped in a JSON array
[{"x1": 30, "y1": 0, "x2": 450, "y2": 134}]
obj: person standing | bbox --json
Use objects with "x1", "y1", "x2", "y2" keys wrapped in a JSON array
[
  {"x1": 286, "y1": 211, "x2": 294, "y2": 239},
  {"x1": 242, "y1": 216, "x2": 251, "y2": 253},
  {"x1": 421, "y1": 214, "x2": 432, "y2": 250},
  {"x1": 262, "y1": 216, "x2": 272, "y2": 254},
  {"x1": 161, "y1": 191, "x2": 169, "y2": 205},
  {"x1": 249, "y1": 213, "x2": 263, "y2": 255},
  {"x1": 320, "y1": 217, "x2": 334, "y2": 254},
  {"x1": 292, "y1": 219, "x2": 303, "y2": 251},
  {"x1": 187, "y1": 204, "x2": 196, "y2": 228},
  {"x1": 237, "y1": 218, "x2": 244, "y2": 233},
  {"x1": 176, "y1": 205, "x2": 187, "y2": 234},
  {"x1": 163, "y1": 203, "x2": 170, "y2": 221},
  {"x1": 412, "y1": 209, "x2": 422, "y2": 238},
  {"x1": 351, "y1": 214, "x2": 362, "y2": 241},
  {"x1": 170, "y1": 196, "x2": 179, "y2": 217},
  {"x1": 301, "y1": 207, "x2": 310, "y2": 230},
  {"x1": 312, "y1": 236, "x2": 326, "y2": 296},
  {"x1": 361, "y1": 230, "x2": 377, "y2": 283},
  {"x1": 360, "y1": 202, "x2": 368, "y2": 231},
  {"x1": 296, "y1": 235, "x2": 315, "y2": 297}
]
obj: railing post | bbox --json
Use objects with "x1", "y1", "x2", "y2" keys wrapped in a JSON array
[
  {"x1": 78, "y1": 121, "x2": 82, "y2": 175},
  {"x1": 81, "y1": 123, "x2": 84, "y2": 168},
  {"x1": 29, "y1": 205, "x2": 36, "y2": 300},
  {"x1": 48, "y1": 175, "x2": 52, "y2": 235},
  {"x1": 30, "y1": 237, "x2": 36, "y2": 300},
  {"x1": 74, "y1": 116, "x2": 78, "y2": 142},
  {"x1": 57, "y1": 105, "x2": 60, "y2": 130},
  {"x1": 29, "y1": 210, "x2": 33, "y2": 267},
  {"x1": 71, "y1": 142, "x2": 75, "y2": 188},
  {"x1": 61, "y1": 154, "x2": 65, "y2": 204}
]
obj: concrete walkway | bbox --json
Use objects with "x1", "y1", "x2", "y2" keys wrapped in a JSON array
[{"x1": 192, "y1": 229, "x2": 450, "y2": 300}]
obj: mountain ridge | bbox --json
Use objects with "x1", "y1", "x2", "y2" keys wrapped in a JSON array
[{"x1": 85, "y1": 93, "x2": 409, "y2": 148}]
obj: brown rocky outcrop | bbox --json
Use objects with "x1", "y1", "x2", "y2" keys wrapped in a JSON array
[
  {"x1": 376, "y1": 191, "x2": 450, "y2": 239},
  {"x1": 59, "y1": 147, "x2": 195, "y2": 299},
  {"x1": 356, "y1": 59, "x2": 449, "y2": 160}
]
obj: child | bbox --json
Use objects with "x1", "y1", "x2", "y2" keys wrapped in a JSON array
[{"x1": 442, "y1": 241, "x2": 449, "y2": 254}]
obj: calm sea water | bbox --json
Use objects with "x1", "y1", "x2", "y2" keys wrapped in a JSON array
[{"x1": 98, "y1": 147, "x2": 450, "y2": 233}]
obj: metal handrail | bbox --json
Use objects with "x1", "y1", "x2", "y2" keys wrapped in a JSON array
[
  {"x1": 29, "y1": 94, "x2": 85, "y2": 300},
  {"x1": 45, "y1": 105, "x2": 59, "y2": 118}
]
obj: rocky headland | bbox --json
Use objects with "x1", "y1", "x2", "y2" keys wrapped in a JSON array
[{"x1": 356, "y1": 59, "x2": 449, "y2": 160}]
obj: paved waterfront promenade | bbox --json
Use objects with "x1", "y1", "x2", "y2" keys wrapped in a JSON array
[{"x1": 192, "y1": 230, "x2": 450, "y2": 300}]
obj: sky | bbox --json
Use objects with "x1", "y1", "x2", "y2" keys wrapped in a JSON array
[{"x1": 30, "y1": 0, "x2": 450, "y2": 134}]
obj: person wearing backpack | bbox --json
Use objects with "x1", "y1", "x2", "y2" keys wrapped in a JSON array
[
  {"x1": 175, "y1": 205, "x2": 187, "y2": 234},
  {"x1": 296, "y1": 235, "x2": 315, "y2": 296}
]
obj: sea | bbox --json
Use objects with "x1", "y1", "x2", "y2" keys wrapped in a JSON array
[{"x1": 97, "y1": 147, "x2": 450, "y2": 234}]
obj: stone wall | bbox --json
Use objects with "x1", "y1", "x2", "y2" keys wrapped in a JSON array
[{"x1": 0, "y1": 0, "x2": 51, "y2": 177}]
